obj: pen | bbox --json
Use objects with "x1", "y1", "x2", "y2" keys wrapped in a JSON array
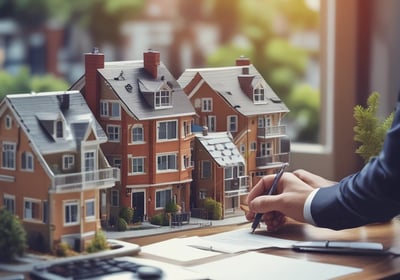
[{"x1": 251, "y1": 163, "x2": 289, "y2": 233}]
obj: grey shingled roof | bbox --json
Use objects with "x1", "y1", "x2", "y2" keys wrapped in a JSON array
[
  {"x1": 5, "y1": 91, "x2": 107, "y2": 155},
  {"x1": 196, "y1": 131, "x2": 245, "y2": 167},
  {"x1": 178, "y1": 65, "x2": 289, "y2": 116},
  {"x1": 96, "y1": 60, "x2": 196, "y2": 120}
]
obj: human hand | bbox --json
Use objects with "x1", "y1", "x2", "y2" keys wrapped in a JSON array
[
  {"x1": 245, "y1": 172, "x2": 315, "y2": 232},
  {"x1": 293, "y1": 169, "x2": 337, "y2": 188}
]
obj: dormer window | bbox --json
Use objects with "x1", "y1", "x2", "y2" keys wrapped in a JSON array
[
  {"x1": 155, "y1": 88, "x2": 171, "y2": 109},
  {"x1": 253, "y1": 85, "x2": 266, "y2": 104},
  {"x1": 56, "y1": 120, "x2": 64, "y2": 138}
]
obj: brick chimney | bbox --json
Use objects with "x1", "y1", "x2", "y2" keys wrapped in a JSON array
[
  {"x1": 236, "y1": 56, "x2": 251, "y2": 75},
  {"x1": 84, "y1": 47, "x2": 104, "y2": 117},
  {"x1": 144, "y1": 49, "x2": 160, "y2": 79}
]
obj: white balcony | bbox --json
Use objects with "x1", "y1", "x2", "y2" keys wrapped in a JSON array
[{"x1": 51, "y1": 168, "x2": 120, "y2": 193}]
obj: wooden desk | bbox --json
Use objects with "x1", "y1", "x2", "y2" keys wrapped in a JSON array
[{"x1": 132, "y1": 218, "x2": 400, "y2": 279}]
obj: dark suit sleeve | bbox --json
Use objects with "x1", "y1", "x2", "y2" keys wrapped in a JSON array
[{"x1": 310, "y1": 98, "x2": 400, "y2": 230}]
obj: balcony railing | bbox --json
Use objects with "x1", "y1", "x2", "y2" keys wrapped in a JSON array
[
  {"x1": 257, "y1": 125, "x2": 286, "y2": 138},
  {"x1": 224, "y1": 176, "x2": 249, "y2": 197},
  {"x1": 256, "y1": 153, "x2": 290, "y2": 167},
  {"x1": 51, "y1": 168, "x2": 120, "y2": 193}
]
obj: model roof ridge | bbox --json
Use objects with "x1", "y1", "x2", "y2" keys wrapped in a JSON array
[
  {"x1": 6, "y1": 90, "x2": 80, "y2": 98},
  {"x1": 182, "y1": 64, "x2": 254, "y2": 72}
]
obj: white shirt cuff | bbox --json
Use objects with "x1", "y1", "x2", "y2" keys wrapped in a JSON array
[{"x1": 303, "y1": 188, "x2": 320, "y2": 226}]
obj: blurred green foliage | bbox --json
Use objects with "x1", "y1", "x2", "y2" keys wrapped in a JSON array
[
  {"x1": 353, "y1": 92, "x2": 394, "y2": 163},
  {"x1": 0, "y1": 67, "x2": 69, "y2": 99}
]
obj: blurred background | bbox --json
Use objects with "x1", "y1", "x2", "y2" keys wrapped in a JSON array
[{"x1": 0, "y1": 0, "x2": 321, "y2": 144}]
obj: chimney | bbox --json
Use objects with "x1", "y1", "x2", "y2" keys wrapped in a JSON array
[
  {"x1": 144, "y1": 49, "x2": 160, "y2": 79},
  {"x1": 202, "y1": 126, "x2": 208, "y2": 136},
  {"x1": 236, "y1": 56, "x2": 251, "y2": 75},
  {"x1": 84, "y1": 47, "x2": 104, "y2": 117}
]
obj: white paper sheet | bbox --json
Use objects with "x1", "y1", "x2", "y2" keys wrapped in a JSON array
[
  {"x1": 140, "y1": 236, "x2": 221, "y2": 262},
  {"x1": 188, "y1": 227, "x2": 297, "y2": 253},
  {"x1": 190, "y1": 251, "x2": 362, "y2": 280}
]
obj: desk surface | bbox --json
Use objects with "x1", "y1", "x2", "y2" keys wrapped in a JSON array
[{"x1": 133, "y1": 218, "x2": 400, "y2": 280}]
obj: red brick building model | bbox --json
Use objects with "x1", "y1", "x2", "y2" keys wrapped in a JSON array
[
  {"x1": 71, "y1": 49, "x2": 196, "y2": 224},
  {"x1": 0, "y1": 91, "x2": 119, "y2": 252},
  {"x1": 178, "y1": 56, "x2": 290, "y2": 194}
]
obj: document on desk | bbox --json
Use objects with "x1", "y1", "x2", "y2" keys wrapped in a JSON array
[
  {"x1": 188, "y1": 227, "x2": 297, "y2": 253},
  {"x1": 190, "y1": 251, "x2": 362, "y2": 280},
  {"x1": 140, "y1": 236, "x2": 222, "y2": 263}
]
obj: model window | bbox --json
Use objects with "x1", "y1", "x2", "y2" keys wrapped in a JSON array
[
  {"x1": 155, "y1": 89, "x2": 171, "y2": 108},
  {"x1": 182, "y1": 121, "x2": 192, "y2": 137},
  {"x1": 21, "y1": 152, "x2": 34, "y2": 171},
  {"x1": 250, "y1": 142, "x2": 257, "y2": 151},
  {"x1": 157, "y1": 154, "x2": 177, "y2": 171},
  {"x1": 100, "y1": 101, "x2": 108, "y2": 117},
  {"x1": 85, "y1": 199, "x2": 95, "y2": 220},
  {"x1": 182, "y1": 155, "x2": 192, "y2": 169},
  {"x1": 224, "y1": 166, "x2": 233, "y2": 179},
  {"x1": 2, "y1": 142, "x2": 16, "y2": 170},
  {"x1": 253, "y1": 86, "x2": 265, "y2": 103},
  {"x1": 111, "y1": 190, "x2": 119, "y2": 207},
  {"x1": 3, "y1": 195, "x2": 15, "y2": 214},
  {"x1": 64, "y1": 201, "x2": 79, "y2": 225},
  {"x1": 110, "y1": 102, "x2": 121, "y2": 118},
  {"x1": 113, "y1": 158, "x2": 121, "y2": 168},
  {"x1": 24, "y1": 199, "x2": 41, "y2": 221},
  {"x1": 131, "y1": 157, "x2": 145, "y2": 174},
  {"x1": 227, "y1": 115, "x2": 238, "y2": 132},
  {"x1": 5, "y1": 115, "x2": 12, "y2": 129},
  {"x1": 240, "y1": 144, "x2": 245, "y2": 154},
  {"x1": 199, "y1": 191, "x2": 207, "y2": 200},
  {"x1": 201, "y1": 160, "x2": 211, "y2": 179},
  {"x1": 207, "y1": 116, "x2": 216, "y2": 132},
  {"x1": 56, "y1": 120, "x2": 63, "y2": 138},
  {"x1": 63, "y1": 155, "x2": 75, "y2": 170},
  {"x1": 107, "y1": 125, "x2": 120, "y2": 142},
  {"x1": 132, "y1": 125, "x2": 144, "y2": 142},
  {"x1": 155, "y1": 189, "x2": 172, "y2": 209},
  {"x1": 201, "y1": 98, "x2": 213, "y2": 112},
  {"x1": 157, "y1": 120, "x2": 177, "y2": 141}
]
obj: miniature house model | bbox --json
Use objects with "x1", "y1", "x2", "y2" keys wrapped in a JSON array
[{"x1": 0, "y1": 91, "x2": 119, "y2": 251}]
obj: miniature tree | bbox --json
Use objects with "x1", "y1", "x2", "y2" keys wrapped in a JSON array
[
  {"x1": 353, "y1": 92, "x2": 394, "y2": 163},
  {"x1": 0, "y1": 208, "x2": 27, "y2": 262}
]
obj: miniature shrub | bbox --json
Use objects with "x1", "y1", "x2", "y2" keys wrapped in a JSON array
[
  {"x1": 116, "y1": 217, "x2": 128, "y2": 232},
  {"x1": 0, "y1": 208, "x2": 27, "y2": 262},
  {"x1": 165, "y1": 201, "x2": 178, "y2": 213},
  {"x1": 119, "y1": 207, "x2": 134, "y2": 224},
  {"x1": 55, "y1": 242, "x2": 72, "y2": 257},
  {"x1": 150, "y1": 213, "x2": 169, "y2": 226},
  {"x1": 86, "y1": 230, "x2": 109, "y2": 253},
  {"x1": 204, "y1": 198, "x2": 223, "y2": 220}
]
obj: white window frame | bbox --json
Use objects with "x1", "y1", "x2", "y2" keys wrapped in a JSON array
[
  {"x1": 130, "y1": 156, "x2": 145, "y2": 175},
  {"x1": 131, "y1": 125, "x2": 144, "y2": 143},
  {"x1": 85, "y1": 199, "x2": 96, "y2": 220},
  {"x1": 2, "y1": 142, "x2": 16, "y2": 170},
  {"x1": 24, "y1": 198, "x2": 41, "y2": 221},
  {"x1": 157, "y1": 120, "x2": 178, "y2": 141},
  {"x1": 224, "y1": 166, "x2": 233, "y2": 179},
  {"x1": 207, "y1": 115, "x2": 216, "y2": 132},
  {"x1": 100, "y1": 100, "x2": 109, "y2": 117},
  {"x1": 55, "y1": 119, "x2": 64, "y2": 138},
  {"x1": 155, "y1": 89, "x2": 172, "y2": 109},
  {"x1": 21, "y1": 151, "x2": 34, "y2": 171},
  {"x1": 110, "y1": 101, "x2": 121, "y2": 119},
  {"x1": 62, "y1": 154, "x2": 75, "y2": 170},
  {"x1": 201, "y1": 98, "x2": 213, "y2": 112},
  {"x1": 201, "y1": 160, "x2": 211, "y2": 179},
  {"x1": 253, "y1": 84, "x2": 266, "y2": 104},
  {"x1": 155, "y1": 188, "x2": 172, "y2": 209},
  {"x1": 227, "y1": 115, "x2": 238, "y2": 132},
  {"x1": 157, "y1": 153, "x2": 178, "y2": 172},
  {"x1": 107, "y1": 125, "x2": 121, "y2": 142},
  {"x1": 64, "y1": 200, "x2": 80, "y2": 226}
]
